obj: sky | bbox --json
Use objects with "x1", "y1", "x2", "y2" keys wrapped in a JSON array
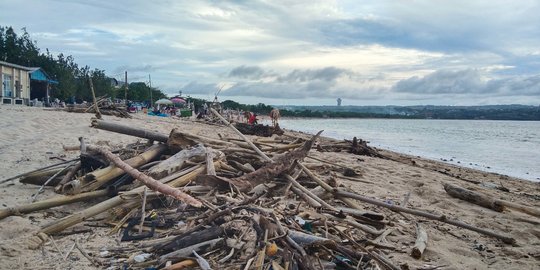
[{"x1": 1, "y1": 0, "x2": 540, "y2": 106}]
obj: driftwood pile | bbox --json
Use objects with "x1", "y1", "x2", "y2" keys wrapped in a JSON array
[
  {"x1": 64, "y1": 97, "x2": 132, "y2": 119},
  {"x1": 0, "y1": 109, "x2": 522, "y2": 269},
  {"x1": 234, "y1": 123, "x2": 284, "y2": 137}
]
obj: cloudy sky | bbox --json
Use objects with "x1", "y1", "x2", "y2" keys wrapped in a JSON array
[{"x1": 1, "y1": 0, "x2": 540, "y2": 106}]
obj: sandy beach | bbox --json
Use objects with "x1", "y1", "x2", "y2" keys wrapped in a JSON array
[{"x1": 0, "y1": 106, "x2": 539, "y2": 270}]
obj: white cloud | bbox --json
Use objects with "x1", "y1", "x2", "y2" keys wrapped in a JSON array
[{"x1": 1, "y1": 0, "x2": 539, "y2": 105}]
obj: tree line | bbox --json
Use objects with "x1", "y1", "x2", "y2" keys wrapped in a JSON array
[{"x1": 0, "y1": 26, "x2": 166, "y2": 102}]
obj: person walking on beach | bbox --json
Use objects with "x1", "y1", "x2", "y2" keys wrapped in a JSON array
[{"x1": 248, "y1": 113, "x2": 258, "y2": 125}]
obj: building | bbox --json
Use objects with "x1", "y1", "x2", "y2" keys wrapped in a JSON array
[
  {"x1": 1, "y1": 61, "x2": 58, "y2": 105},
  {"x1": 1, "y1": 60, "x2": 31, "y2": 105},
  {"x1": 28, "y1": 67, "x2": 59, "y2": 103}
]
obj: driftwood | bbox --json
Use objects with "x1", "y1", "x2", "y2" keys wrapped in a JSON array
[
  {"x1": 55, "y1": 162, "x2": 81, "y2": 192},
  {"x1": 168, "y1": 128, "x2": 235, "y2": 151},
  {"x1": 19, "y1": 168, "x2": 65, "y2": 186},
  {"x1": 209, "y1": 108, "x2": 338, "y2": 213},
  {"x1": 86, "y1": 145, "x2": 202, "y2": 208},
  {"x1": 349, "y1": 137, "x2": 385, "y2": 158},
  {"x1": 64, "y1": 144, "x2": 167, "y2": 194},
  {"x1": 497, "y1": 200, "x2": 540, "y2": 219},
  {"x1": 411, "y1": 223, "x2": 428, "y2": 259},
  {"x1": 40, "y1": 164, "x2": 208, "y2": 235},
  {"x1": 147, "y1": 144, "x2": 207, "y2": 179},
  {"x1": 32, "y1": 162, "x2": 76, "y2": 202},
  {"x1": 234, "y1": 123, "x2": 284, "y2": 137},
  {"x1": 159, "y1": 238, "x2": 224, "y2": 265},
  {"x1": 91, "y1": 119, "x2": 168, "y2": 143},
  {"x1": 5, "y1": 105, "x2": 532, "y2": 269},
  {"x1": 444, "y1": 183, "x2": 504, "y2": 212},
  {"x1": 335, "y1": 189, "x2": 516, "y2": 244},
  {"x1": 214, "y1": 131, "x2": 322, "y2": 192},
  {"x1": 445, "y1": 183, "x2": 540, "y2": 218},
  {"x1": 0, "y1": 158, "x2": 78, "y2": 184}
]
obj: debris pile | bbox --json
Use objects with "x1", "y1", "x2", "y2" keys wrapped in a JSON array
[
  {"x1": 64, "y1": 97, "x2": 131, "y2": 118},
  {"x1": 0, "y1": 109, "x2": 521, "y2": 270}
]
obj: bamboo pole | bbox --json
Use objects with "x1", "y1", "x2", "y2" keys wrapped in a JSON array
[
  {"x1": 88, "y1": 77, "x2": 102, "y2": 119},
  {"x1": 335, "y1": 189, "x2": 516, "y2": 244},
  {"x1": 0, "y1": 189, "x2": 110, "y2": 220}
]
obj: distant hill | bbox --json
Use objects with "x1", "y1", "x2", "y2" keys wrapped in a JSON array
[{"x1": 273, "y1": 105, "x2": 540, "y2": 120}]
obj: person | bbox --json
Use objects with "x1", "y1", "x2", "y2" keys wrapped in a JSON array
[{"x1": 248, "y1": 113, "x2": 258, "y2": 125}]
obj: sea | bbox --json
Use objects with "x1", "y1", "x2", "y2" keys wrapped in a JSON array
[{"x1": 262, "y1": 118, "x2": 540, "y2": 182}]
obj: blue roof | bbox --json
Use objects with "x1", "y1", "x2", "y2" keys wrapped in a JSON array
[{"x1": 29, "y1": 68, "x2": 58, "y2": 84}]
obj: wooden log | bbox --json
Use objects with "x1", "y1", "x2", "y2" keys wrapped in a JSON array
[
  {"x1": 40, "y1": 164, "x2": 207, "y2": 235},
  {"x1": 0, "y1": 189, "x2": 110, "y2": 220},
  {"x1": 91, "y1": 119, "x2": 169, "y2": 143},
  {"x1": 147, "y1": 144, "x2": 206, "y2": 179},
  {"x1": 86, "y1": 145, "x2": 202, "y2": 207},
  {"x1": 335, "y1": 189, "x2": 516, "y2": 244},
  {"x1": 411, "y1": 223, "x2": 428, "y2": 259},
  {"x1": 443, "y1": 183, "x2": 504, "y2": 212},
  {"x1": 65, "y1": 144, "x2": 167, "y2": 194}
]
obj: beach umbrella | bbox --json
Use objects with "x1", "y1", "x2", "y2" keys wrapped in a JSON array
[
  {"x1": 155, "y1": 98, "x2": 173, "y2": 105},
  {"x1": 170, "y1": 97, "x2": 186, "y2": 104}
]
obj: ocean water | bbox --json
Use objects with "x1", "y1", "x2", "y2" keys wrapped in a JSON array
[{"x1": 265, "y1": 118, "x2": 540, "y2": 182}]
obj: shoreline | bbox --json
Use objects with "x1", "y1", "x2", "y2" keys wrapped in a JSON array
[{"x1": 264, "y1": 117, "x2": 540, "y2": 182}]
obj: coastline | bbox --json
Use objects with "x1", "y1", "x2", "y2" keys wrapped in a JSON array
[
  {"x1": 266, "y1": 117, "x2": 540, "y2": 182},
  {"x1": 0, "y1": 106, "x2": 539, "y2": 269}
]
